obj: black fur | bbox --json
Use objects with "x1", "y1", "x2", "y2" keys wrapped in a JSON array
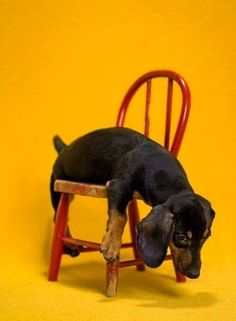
[{"x1": 50, "y1": 127, "x2": 215, "y2": 278}]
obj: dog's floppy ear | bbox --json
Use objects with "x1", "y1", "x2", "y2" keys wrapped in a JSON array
[
  {"x1": 210, "y1": 208, "x2": 215, "y2": 219},
  {"x1": 137, "y1": 205, "x2": 174, "y2": 268}
]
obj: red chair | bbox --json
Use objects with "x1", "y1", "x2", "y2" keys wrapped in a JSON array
[{"x1": 48, "y1": 70, "x2": 191, "y2": 297}]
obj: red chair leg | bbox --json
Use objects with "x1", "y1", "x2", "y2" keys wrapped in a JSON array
[
  {"x1": 169, "y1": 248, "x2": 186, "y2": 282},
  {"x1": 106, "y1": 258, "x2": 119, "y2": 297},
  {"x1": 48, "y1": 193, "x2": 70, "y2": 281},
  {"x1": 174, "y1": 267, "x2": 186, "y2": 282},
  {"x1": 128, "y1": 200, "x2": 145, "y2": 271}
]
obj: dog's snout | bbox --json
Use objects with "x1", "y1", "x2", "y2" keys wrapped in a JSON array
[{"x1": 185, "y1": 268, "x2": 200, "y2": 279}]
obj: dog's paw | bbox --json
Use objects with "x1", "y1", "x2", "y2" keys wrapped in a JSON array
[
  {"x1": 100, "y1": 232, "x2": 121, "y2": 262},
  {"x1": 63, "y1": 244, "x2": 82, "y2": 257}
]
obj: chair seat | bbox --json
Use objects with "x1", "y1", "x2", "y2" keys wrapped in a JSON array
[{"x1": 54, "y1": 179, "x2": 143, "y2": 200}]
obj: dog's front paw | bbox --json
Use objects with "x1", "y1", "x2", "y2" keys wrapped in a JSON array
[{"x1": 100, "y1": 231, "x2": 121, "y2": 262}]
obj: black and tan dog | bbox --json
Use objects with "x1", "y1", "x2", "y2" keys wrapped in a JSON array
[{"x1": 50, "y1": 127, "x2": 215, "y2": 279}]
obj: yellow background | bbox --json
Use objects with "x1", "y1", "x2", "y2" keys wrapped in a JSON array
[{"x1": 1, "y1": 1, "x2": 236, "y2": 320}]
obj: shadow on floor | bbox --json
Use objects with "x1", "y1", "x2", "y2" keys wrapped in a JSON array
[{"x1": 46, "y1": 260, "x2": 218, "y2": 309}]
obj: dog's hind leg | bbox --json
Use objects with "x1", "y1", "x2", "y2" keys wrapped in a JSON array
[{"x1": 50, "y1": 175, "x2": 81, "y2": 257}]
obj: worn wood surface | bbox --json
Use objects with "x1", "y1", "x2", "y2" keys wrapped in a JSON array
[{"x1": 54, "y1": 179, "x2": 143, "y2": 200}]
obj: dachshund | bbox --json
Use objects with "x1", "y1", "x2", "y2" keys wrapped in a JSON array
[{"x1": 50, "y1": 127, "x2": 215, "y2": 279}]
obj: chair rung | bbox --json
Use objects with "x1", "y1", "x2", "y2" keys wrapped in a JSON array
[
  {"x1": 119, "y1": 259, "x2": 144, "y2": 268},
  {"x1": 62, "y1": 237, "x2": 173, "y2": 262},
  {"x1": 62, "y1": 238, "x2": 134, "y2": 249},
  {"x1": 62, "y1": 237, "x2": 100, "y2": 250},
  {"x1": 121, "y1": 242, "x2": 133, "y2": 248},
  {"x1": 119, "y1": 254, "x2": 172, "y2": 268}
]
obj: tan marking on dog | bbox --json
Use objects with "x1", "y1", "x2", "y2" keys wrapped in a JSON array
[
  {"x1": 100, "y1": 209, "x2": 127, "y2": 262},
  {"x1": 203, "y1": 229, "x2": 210, "y2": 238},
  {"x1": 169, "y1": 240, "x2": 192, "y2": 271}
]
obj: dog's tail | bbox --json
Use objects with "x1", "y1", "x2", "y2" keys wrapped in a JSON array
[{"x1": 53, "y1": 135, "x2": 67, "y2": 153}]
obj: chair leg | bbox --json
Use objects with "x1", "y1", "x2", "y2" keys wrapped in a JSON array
[
  {"x1": 174, "y1": 268, "x2": 186, "y2": 282},
  {"x1": 169, "y1": 247, "x2": 186, "y2": 282},
  {"x1": 106, "y1": 258, "x2": 119, "y2": 297},
  {"x1": 48, "y1": 193, "x2": 70, "y2": 281},
  {"x1": 128, "y1": 200, "x2": 145, "y2": 271}
]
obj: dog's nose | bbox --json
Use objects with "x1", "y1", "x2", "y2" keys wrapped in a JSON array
[{"x1": 186, "y1": 269, "x2": 200, "y2": 279}]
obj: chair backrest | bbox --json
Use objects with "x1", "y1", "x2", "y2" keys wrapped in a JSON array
[{"x1": 116, "y1": 70, "x2": 191, "y2": 156}]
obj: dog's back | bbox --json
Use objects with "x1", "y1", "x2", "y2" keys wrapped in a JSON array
[
  {"x1": 52, "y1": 127, "x2": 151, "y2": 183},
  {"x1": 50, "y1": 127, "x2": 150, "y2": 210},
  {"x1": 50, "y1": 127, "x2": 191, "y2": 208}
]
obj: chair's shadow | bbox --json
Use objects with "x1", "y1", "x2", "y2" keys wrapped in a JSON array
[{"x1": 51, "y1": 260, "x2": 218, "y2": 309}]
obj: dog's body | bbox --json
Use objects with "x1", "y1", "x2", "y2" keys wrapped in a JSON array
[{"x1": 50, "y1": 127, "x2": 215, "y2": 279}]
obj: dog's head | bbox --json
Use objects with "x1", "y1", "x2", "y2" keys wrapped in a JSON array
[{"x1": 137, "y1": 193, "x2": 215, "y2": 279}]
